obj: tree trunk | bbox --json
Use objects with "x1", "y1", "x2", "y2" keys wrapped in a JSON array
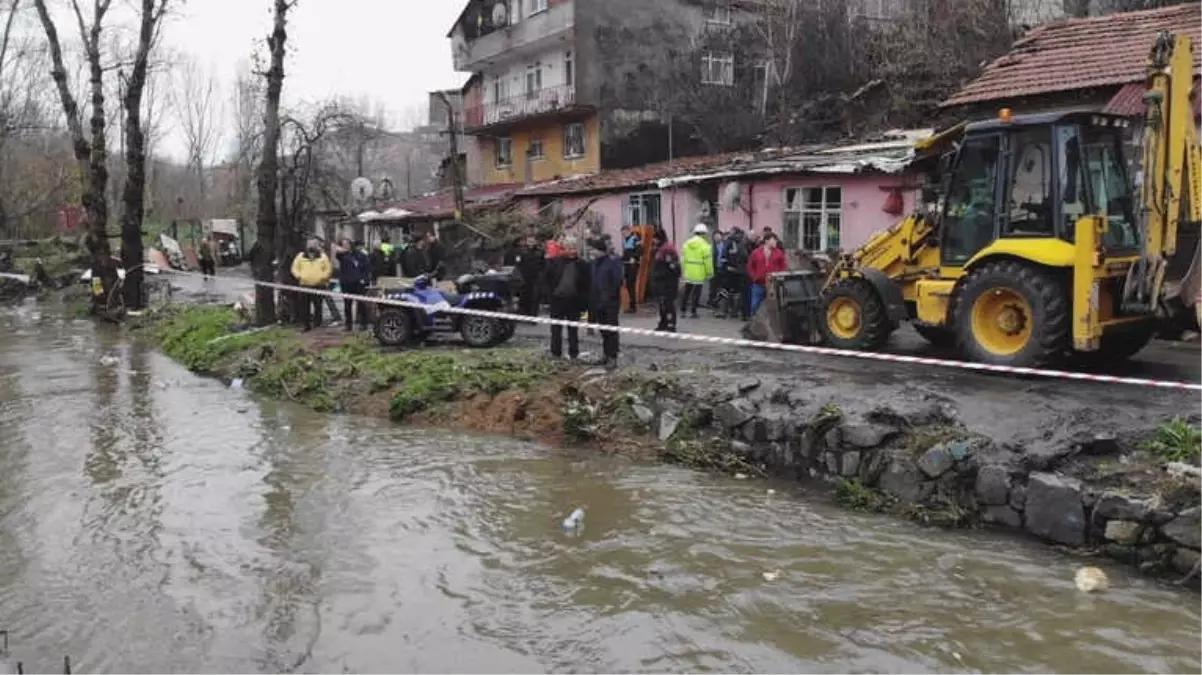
[
  {"x1": 253, "y1": 0, "x2": 293, "y2": 326},
  {"x1": 120, "y1": 0, "x2": 168, "y2": 310}
]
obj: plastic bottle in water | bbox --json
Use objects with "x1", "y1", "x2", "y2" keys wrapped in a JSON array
[{"x1": 561, "y1": 507, "x2": 585, "y2": 531}]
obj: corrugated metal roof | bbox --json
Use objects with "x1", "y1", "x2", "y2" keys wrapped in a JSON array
[{"x1": 943, "y1": 3, "x2": 1202, "y2": 107}]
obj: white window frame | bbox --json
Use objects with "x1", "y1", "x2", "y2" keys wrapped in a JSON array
[
  {"x1": 701, "y1": 52, "x2": 734, "y2": 86},
  {"x1": 491, "y1": 74, "x2": 508, "y2": 103},
  {"x1": 783, "y1": 186, "x2": 842, "y2": 252},
  {"x1": 525, "y1": 62, "x2": 542, "y2": 99},
  {"x1": 625, "y1": 192, "x2": 662, "y2": 227},
  {"x1": 495, "y1": 136, "x2": 513, "y2": 168},
  {"x1": 528, "y1": 137, "x2": 545, "y2": 160},
  {"x1": 563, "y1": 122, "x2": 586, "y2": 159},
  {"x1": 527, "y1": 0, "x2": 548, "y2": 15},
  {"x1": 705, "y1": 3, "x2": 732, "y2": 24}
]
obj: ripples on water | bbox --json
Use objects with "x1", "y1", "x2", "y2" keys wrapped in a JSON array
[{"x1": 0, "y1": 302, "x2": 1198, "y2": 673}]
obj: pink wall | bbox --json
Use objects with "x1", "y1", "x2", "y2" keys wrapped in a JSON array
[
  {"x1": 515, "y1": 172, "x2": 916, "y2": 252},
  {"x1": 715, "y1": 174, "x2": 915, "y2": 251}
]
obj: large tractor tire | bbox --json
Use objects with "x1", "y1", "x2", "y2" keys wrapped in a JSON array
[
  {"x1": 818, "y1": 278, "x2": 893, "y2": 351},
  {"x1": 951, "y1": 260, "x2": 1070, "y2": 367},
  {"x1": 1076, "y1": 320, "x2": 1156, "y2": 365}
]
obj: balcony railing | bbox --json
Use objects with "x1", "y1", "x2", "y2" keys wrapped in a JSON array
[
  {"x1": 451, "y1": 0, "x2": 574, "y2": 72},
  {"x1": 464, "y1": 84, "x2": 578, "y2": 130}
]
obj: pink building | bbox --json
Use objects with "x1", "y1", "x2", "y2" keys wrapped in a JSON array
[{"x1": 514, "y1": 132, "x2": 930, "y2": 253}]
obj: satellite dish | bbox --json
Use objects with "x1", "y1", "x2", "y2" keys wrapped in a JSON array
[
  {"x1": 376, "y1": 177, "x2": 395, "y2": 200},
  {"x1": 351, "y1": 177, "x2": 373, "y2": 203},
  {"x1": 721, "y1": 182, "x2": 743, "y2": 211},
  {"x1": 491, "y1": 1, "x2": 508, "y2": 27}
]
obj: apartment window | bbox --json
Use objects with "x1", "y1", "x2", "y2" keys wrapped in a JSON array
[
  {"x1": 527, "y1": 0, "x2": 547, "y2": 15},
  {"x1": 563, "y1": 122, "x2": 586, "y2": 158},
  {"x1": 783, "y1": 186, "x2": 842, "y2": 252},
  {"x1": 706, "y1": 2, "x2": 732, "y2": 24},
  {"x1": 492, "y1": 74, "x2": 508, "y2": 103},
  {"x1": 701, "y1": 52, "x2": 734, "y2": 86},
  {"x1": 525, "y1": 62, "x2": 542, "y2": 99},
  {"x1": 528, "y1": 137, "x2": 544, "y2": 160},
  {"x1": 495, "y1": 136, "x2": 513, "y2": 168},
  {"x1": 625, "y1": 193, "x2": 662, "y2": 228},
  {"x1": 564, "y1": 51, "x2": 574, "y2": 87}
]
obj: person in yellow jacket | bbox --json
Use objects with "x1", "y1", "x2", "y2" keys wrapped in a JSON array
[
  {"x1": 291, "y1": 240, "x2": 333, "y2": 330},
  {"x1": 680, "y1": 223, "x2": 714, "y2": 318}
]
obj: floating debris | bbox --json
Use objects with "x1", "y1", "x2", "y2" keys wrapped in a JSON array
[
  {"x1": 98, "y1": 355, "x2": 119, "y2": 367},
  {"x1": 230, "y1": 378, "x2": 244, "y2": 389},
  {"x1": 762, "y1": 570, "x2": 781, "y2": 582},
  {"x1": 561, "y1": 507, "x2": 585, "y2": 531},
  {"x1": 734, "y1": 473, "x2": 748, "y2": 480},
  {"x1": 1075, "y1": 566, "x2": 1110, "y2": 593}
]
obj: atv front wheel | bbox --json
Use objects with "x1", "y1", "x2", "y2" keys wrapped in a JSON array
[
  {"x1": 461, "y1": 315, "x2": 501, "y2": 347},
  {"x1": 376, "y1": 308, "x2": 415, "y2": 347}
]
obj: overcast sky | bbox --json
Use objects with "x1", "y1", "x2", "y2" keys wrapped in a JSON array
[{"x1": 160, "y1": 0, "x2": 466, "y2": 158}]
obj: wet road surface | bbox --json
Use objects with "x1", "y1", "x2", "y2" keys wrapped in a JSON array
[{"x1": 1, "y1": 300, "x2": 1200, "y2": 673}]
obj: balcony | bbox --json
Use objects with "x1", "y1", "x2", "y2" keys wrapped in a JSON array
[
  {"x1": 464, "y1": 84, "x2": 585, "y2": 133},
  {"x1": 451, "y1": 0, "x2": 574, "y2": 72}
]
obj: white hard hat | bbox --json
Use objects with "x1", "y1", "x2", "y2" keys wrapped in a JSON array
[{"x1": 692, "y1": 223, "x2": 709, "y2": 235}]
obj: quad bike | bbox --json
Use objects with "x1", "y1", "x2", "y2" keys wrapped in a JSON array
[{"x1": 374, "y1": 272, "x2": 517, "y2": 348}]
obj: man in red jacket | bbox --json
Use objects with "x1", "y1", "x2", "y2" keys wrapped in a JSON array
[{"x1": 746, "y1": 233, "x2": 788, "y2": 316}]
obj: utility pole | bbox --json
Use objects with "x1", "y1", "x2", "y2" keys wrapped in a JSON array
[{"x1": 435, "y1": 91, "x2": 465, "y2": 221}]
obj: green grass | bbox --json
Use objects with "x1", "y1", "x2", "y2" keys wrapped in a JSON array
[
  {"x1": 151, "y1": 305, "x2": 290, "y2": 373},
  {"x1": 1139, "y1": 417, "x2": 1202, "y2": 464},
  {"x1": 833, "y1": 477, "x2": 894, "y2": 512}
]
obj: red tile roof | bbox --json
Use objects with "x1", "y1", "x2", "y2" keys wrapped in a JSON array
[
  {"x1": 1104, "y1": 79, "x2": 1202, "y2": 117},
  {"x1": 943, "y1": 3, "x2": 1202, "y2": 107},
  {"x1": 368, "y1": 183, "x2": 522, "y2": 221},
  {"x1": 516, "y1": 149, "x2": 800, "y2": 197}
]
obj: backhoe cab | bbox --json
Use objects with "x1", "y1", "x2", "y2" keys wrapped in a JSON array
[
  {"x1": 823, "y1": 111, "x2": 1147, "y2": 365},
  {"x1": 819, "y1": 30, "x2": 1199, "y2": 369}
]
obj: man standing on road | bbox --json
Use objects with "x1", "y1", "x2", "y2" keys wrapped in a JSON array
[
  {"x1": 291, "y1": 240, "x2": 333, "y2": 331},
  {"x1": 708, "y1": 229, "x2": 725, "y2": 309},
  {"x1": 650, "y1": 229, "x2": 681, "y2": 332},
  {"x1": 588, "y1": 238, "x2": 624, "y2": 368},
  {"x1": 620, "y1": 225, "x2": 644, "y2": 314},
  {"x1": 718, "y1": 227, "x2": 750, "y2": 320},
  {"x1": 542, "y1": 235, "x2": 590, "y2": 361},
  {"x1": 335, "y1": 238, "x2": 371, "y2": 331},
  {"x1": 515, "y1": 232, "x2": 546, "y2": 317},
  {"x1": 746, "y1": 232, "x2": 788, "y2": 316},
  {"x1": 198, "y1": 234, "x2": 217, "y2": 280},
  {"x1": 680, "y1": 223, "x2": 713, "y2": 319}
]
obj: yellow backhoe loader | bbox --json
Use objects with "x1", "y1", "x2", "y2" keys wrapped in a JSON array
[{"x1": 818, "y1": 30, "x2": 1201, "y2": 368}]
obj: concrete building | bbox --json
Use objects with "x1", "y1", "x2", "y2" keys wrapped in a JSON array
[{"x1": 447, "y1": 0, "x2": 758, "y2": 187}]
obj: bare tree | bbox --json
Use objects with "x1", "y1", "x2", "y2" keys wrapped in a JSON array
[
  {"x1": 119, "y1": 0, "x2": 170, "y2": 309},
  {"x1": 253, "y1": 0, "x2": 295, "y2": 325},
  {"x1": 170, "y1": 54, "x2": 222, "y2": 217},
  {"x1": 229, "y1": 61, "x2": 263, "y2": 228},
  {"x1": 33, "y1": 0, "x2": 117, "y2": 311}
]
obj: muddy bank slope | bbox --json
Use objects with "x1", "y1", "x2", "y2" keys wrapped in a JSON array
[{"x1": 137, "y1": 305, "x2": 1202, "y2": 586}]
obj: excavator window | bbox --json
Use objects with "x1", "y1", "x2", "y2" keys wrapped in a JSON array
[
  {"x1": 1003, "y1": 128, "x2": 1055, "y2": 237},
  {"x1": 940, "y1": 133, "x2": 1003, "y2": 265},
  {"x1": 1082, "y1": 127, "x2": 1138, "y2": 250}
]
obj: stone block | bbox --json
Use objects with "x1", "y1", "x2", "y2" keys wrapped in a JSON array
[
  {"x1": 715, "y1": 398, "x2": 757, "y2": 430},
  {"x1": 632, "y1": 404, "x2": 655, "y2": 425},
  {"x1": 824, "y1": 452, "x2": 840, "y2": 475},
  {"x1": 1161, "y1": 507, "x2": 1201, "y2": 549},
  {"x1": 1104, "y1": 519, "x2": 1143, "y2": 544},
  {"x1": 1172, "y1": 547, "x2": 1200, "y2": 576},
  {"x1": 1024, "y1": 473, "x2": 1086, "y2": 547},
  {"x1": 841, "y1": 423, "x2": 898, "y2": 449},
  {"x1": 975, "y1": 465, "x2": 1010, "y2": 506},
  {"x1": 841, "y1": 451, "x2": 861, "y2": 477},
  {"x1": 879, "y1": 460, "x2": 925, "y2": 504},
  {"x1": 917, "y1": 444, "x2": 956, "y2": 478},
  {"x1": 658, "y1": 412, "x2": 681, "y2": 442},
  {"x1": 1009, "y1": 482, "x2": 1027, "y2": 510},
  {"x1": 982, "y1": 505, "x2": 1022, "y2": 528}
]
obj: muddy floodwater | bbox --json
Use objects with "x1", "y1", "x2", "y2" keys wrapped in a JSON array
[{"x1": 0, "y1": 302, "x2": 1199, "y2": 674}]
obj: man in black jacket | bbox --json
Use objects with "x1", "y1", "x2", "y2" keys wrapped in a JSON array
[
  {"x1": 588, "y1": 237, "x2": 624, "y2": 368},
  {"x1": 541, "y1": 235, "x2": 590, "y2": 360},
  {"x1": 515, "y1": 233, "x2": 546, "y2": 316}
]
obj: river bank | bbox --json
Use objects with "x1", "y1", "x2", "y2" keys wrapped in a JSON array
[{"x1": 134, "y1": 303, "x2": 1202, "y2": 588}]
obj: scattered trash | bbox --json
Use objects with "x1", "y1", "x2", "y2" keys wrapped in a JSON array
[
  {"x1": 734, "y1": 473, "x2": 748, "y2": 480},
  {"x1": 951, "y1": 651, "x2": 963, "y2": 663},
  {"x1": 98, "y1": 355, "x2": 119, "y2": 367},
  {"x1": 1075, "y1": 566, "x2": 1110, "y2": 593},
  {"x1": 766, "y1": 488, "x2": 776, "y2": 495},
  {"x1": 230, "y1": 378, "x2": 244, "y2": 389},
  {"x1": 561, "y1": 507, "x2": 585, "y2": 531},
  {"x1": 761, "y1": 570, "x2": 781, "y2": 582},
  {"x1": 236, "y1": 405, "x2": 249, "y2": 414}
]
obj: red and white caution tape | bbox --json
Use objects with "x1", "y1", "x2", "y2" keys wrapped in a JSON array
[{"x1": 161, "y1": 269, "x2": 1202, "y2": 392}]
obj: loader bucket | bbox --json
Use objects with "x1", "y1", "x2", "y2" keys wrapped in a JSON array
[
  {"x1": 1162, "y1": 224, "x2": 1201, "y2": 331},
  {"x1": 742, "y1": 270, "x2": 825, "y2": 344}
]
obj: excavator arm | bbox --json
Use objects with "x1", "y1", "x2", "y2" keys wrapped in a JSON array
[{"x1": 1124, "y1": 30, "x2": 1202, "y2": 320}]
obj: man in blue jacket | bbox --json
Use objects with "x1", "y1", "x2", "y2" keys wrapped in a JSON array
[
  {"x1": 336, "y1": 238, "x2": 372, "y2": 331},
  {"x1": 588, "y1": 237, "x2": 624, "y2": 369}
]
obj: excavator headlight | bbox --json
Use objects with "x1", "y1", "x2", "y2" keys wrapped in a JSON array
[{"x1": 998, "y1": 108, "x2": 1013, "y2": 122}]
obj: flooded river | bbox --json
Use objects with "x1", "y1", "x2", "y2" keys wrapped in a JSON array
[{"x1": 0, "y1": 302, "x2": 1198, "y2": 674}]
